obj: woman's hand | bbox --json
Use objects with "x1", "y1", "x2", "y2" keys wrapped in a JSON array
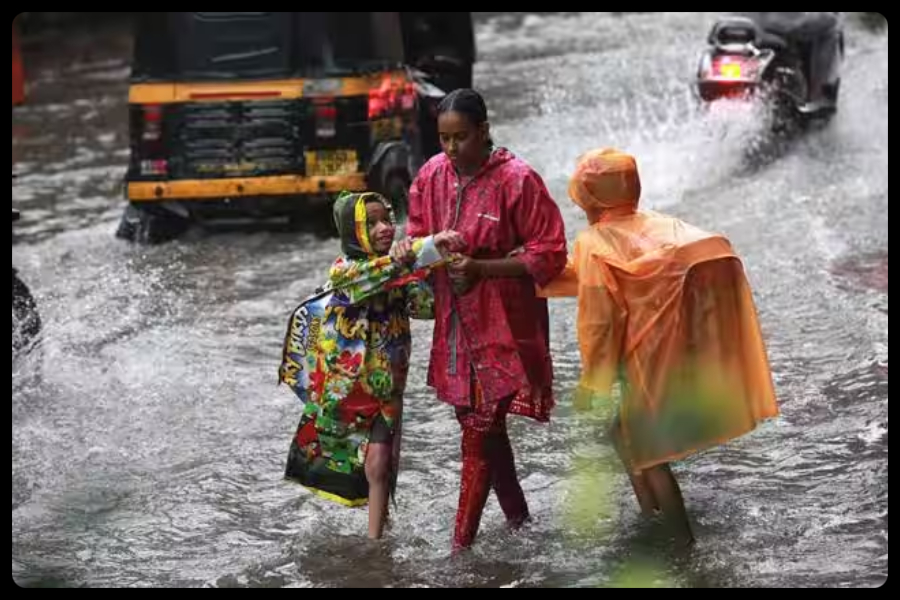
[
  {"x1": 392, "y1": 231, "x2": 466, "y2": 265},
  {"x1": 433, "y1": 230, "x2": 468, "y2": 255},
  {"x1": 390, "y1": 238, "x2": 416, "y2": 265},
  {"x1": 447, "y1": 254, "x2": 484, "y2": 295}
]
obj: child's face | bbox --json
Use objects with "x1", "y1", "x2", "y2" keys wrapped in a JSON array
[{"x1": 366, "y1": 201, "x2": 395, "y2": 255}]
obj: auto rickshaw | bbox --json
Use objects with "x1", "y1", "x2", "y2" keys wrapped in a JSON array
[{"x1": 116, "y1": 12, "x2": 475, "y2": 243}]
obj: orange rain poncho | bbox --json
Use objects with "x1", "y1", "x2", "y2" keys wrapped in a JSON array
[{"x1": 541, "y1": 149, "x2": 778, "y2": 471}]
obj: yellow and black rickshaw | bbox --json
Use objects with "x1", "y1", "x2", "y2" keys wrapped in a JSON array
[{"x1": 116, "y1": 12, "x2": 474, "y2": 243}]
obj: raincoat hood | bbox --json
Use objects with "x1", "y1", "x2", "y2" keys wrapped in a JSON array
[
  {"x1": 332, "y1": 191, "x2": 391, "y2": 259},
  {"x1": 568, "y1": 148, "x2": 641, "y2": 216}
]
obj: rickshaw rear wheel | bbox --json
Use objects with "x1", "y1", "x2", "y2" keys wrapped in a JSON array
[
  {"x1": 115, "y1": 204, "x2": 190, "y2": 244},
  {"x1": 382, "y1": 172, "x2": 410, "y2": 226}
]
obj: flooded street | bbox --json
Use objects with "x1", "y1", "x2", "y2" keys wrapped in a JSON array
[{"x1": 12, "y1": 13, "x2": 887, "y2": 587}]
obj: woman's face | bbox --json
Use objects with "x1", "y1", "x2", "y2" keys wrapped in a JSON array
[
  {"x1": 438, "y1": 110, "x2": 489, "y2": 174},
  {"x1": 366, "y1": 201, "x2": 395, "y2": 255}
]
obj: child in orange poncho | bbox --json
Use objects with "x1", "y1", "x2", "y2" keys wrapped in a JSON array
[{"x1": 541, "y1": 148, "x2": 779, "y2": 545}]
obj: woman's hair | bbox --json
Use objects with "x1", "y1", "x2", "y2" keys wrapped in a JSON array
[
  {"x1": 437, "y1": 88, "x2": 494, "y2": 149},
  {"x1": 437, "y1": 88, "x2": 488, "y2": 127}
]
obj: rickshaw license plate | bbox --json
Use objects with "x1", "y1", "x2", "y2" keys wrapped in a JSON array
[{"x1": 304, "y1": 149, "x2": 358, "y2": 177}]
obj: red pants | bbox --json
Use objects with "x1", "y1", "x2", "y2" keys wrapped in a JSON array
[{"x1": 453, "y1": 396, "x2": 530, "y2": 550}]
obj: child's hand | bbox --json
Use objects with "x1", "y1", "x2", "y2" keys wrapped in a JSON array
[
  {"x1": 433, "y1": 230, "x2": 467, "y2": 255},
  {"x1": 390, "y1": 238, "x2": 416, "y2": 265}
]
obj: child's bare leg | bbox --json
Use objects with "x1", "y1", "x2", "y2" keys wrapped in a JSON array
[
  {"x1": 625, "y1": 468, "x2": 661, "y2": 517},
  {"x1": 643, "y1": 463, "x2": 694, "y2": 546},
  {"x1": 365, "y1": 442, "x2": 392, "y2": 539},
  {"x1": 611, "y1": 422, "x2": 659, "y2": 516}
]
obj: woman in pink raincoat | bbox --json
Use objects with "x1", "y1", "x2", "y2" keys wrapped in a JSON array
[{"x1": 393, "y1": 88, "x2": 567, "y2": 551}]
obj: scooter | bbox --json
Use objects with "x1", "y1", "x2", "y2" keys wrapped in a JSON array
[{"x1": 695, "y1": 15, "x2": 842, "y2": 130}]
